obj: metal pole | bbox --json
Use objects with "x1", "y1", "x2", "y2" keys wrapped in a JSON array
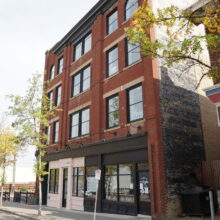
[
  {"x1": 93, "y1": 180, "x2": 99, "y2": 220},
  {"x1": 209, "y1": 190, "x2": 215, "y2": 220}
]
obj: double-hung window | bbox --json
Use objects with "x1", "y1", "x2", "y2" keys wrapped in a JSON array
[
  {"x1": 107, "y1": 10, "x2": 118, "y2": 35},
  {"x1": 53, "y1": 121, "x2": 59, "y2": 143},
  {"x1": 49, "y1": 65, "x2": 55, "y2": 80},
  {"x1": 217, "y1": 106, "x2": 220, "y2": 126},
  {"x1": 107, "y1": 95, "x2": 119, "y2": 128},
  {"x1": 107, "y1": 46, "x2": 118, "y2": 77},
  {"x1": 127, "y1": 84, "x2": 143, "y2": 122},
  {"x1": 70, "y1": 108, "x2": 90, "y2": 139},
  {"x1": 49, "y1": 169, "x2": 59, "y2": 194},
  {"x1": 45, "y1": 126, "x2": 51, "y2": 145},
  {"x1": 72, "y1": 167, "x2": 85, "y2": 197},
  {"x1": 55, "y1": 85, "x2": 62, "y2": 106},
  {"x1": 72, "y1": 65, "x2": 91, "y2": 97},
  {"x1": 74, "y1": 33, "x2": 92, "y2": 61},
  {"x1": 57, "y1": 57, "x2": 64, "y2": 74},
  {"x1": 126, "y1": 39, "x2": 141, "y2": 66},
  {"x1": 125, "y1": 0, "x2": 138, "y2": 20},
  {"x1": 48, "y1": 91, "x2": 53, "y2": 110}
]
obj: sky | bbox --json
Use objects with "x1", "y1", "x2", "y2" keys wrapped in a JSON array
[{"x1": 0, "y1": 0, "x2": 99, "y2": 181}]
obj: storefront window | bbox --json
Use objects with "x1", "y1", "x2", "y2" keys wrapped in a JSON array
[
  {"x1": 49, "y1": 169, "x2": 59, "y2": 194},
  {"x1": 105, "y1": 165, "x2": 117, "y2": 201},
  {"x1": 72, "y1": 167, "x2": 85, "y2": 197},
  {"x1": 119, "y1": 164, "x2": 135, "y2": 203},
  {"x1": 85, "y1": 166, "x2": 98, "y2": 198}
]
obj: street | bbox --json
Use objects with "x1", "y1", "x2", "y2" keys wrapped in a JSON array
[{"x1": 0, "y1": 211, "x2": 23, "y2": 220}]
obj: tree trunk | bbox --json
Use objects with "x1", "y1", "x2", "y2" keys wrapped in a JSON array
[
  {"x1": 11, "y1": 155, "x2": 16, "y2": 201},
  {"x1": 38, "y1": 153, "x2": 42, "y2": 216}
]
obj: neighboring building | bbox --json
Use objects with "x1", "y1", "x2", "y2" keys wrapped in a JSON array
[{"x1": 42, "y1": 0, "x2": 208, "y2": 219}]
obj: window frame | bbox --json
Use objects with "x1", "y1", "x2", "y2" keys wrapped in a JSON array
[
  {"x1": 48, "y1": 91, "x2": 53, "y2": 110},
  {"x1": 106, "y1": 9, "x2": 118, "y2": 35},
  {"x1": 69, "y1": 108, "x2": 90, "y2": 139},
  {"x1": 53, "y1": 121, "x2": 59, "y2": 144},
  {"x1": 49, "y1": 65, "x2": 55, "y2": 80},
  {"x1": 57, "y1": 57, "x2": 64, "y2": 74},
  {"x1": 106, "y1": 45, "x2": 119, "y2": 77},
  {"x1": 49, "y1": 168, "x2": 59, "y2": 194},
  {"x1": 45, "y1": 125, "x2": 51, "y2": 145},
  {"x1": 73, "y1": 32, "x2": 92, "y2": 61},
  {"x1": 55, "y1": 85, "x2": 62, "y2": 106},
  {"x1": 217, "y1": 105, "x2": 220, "y2": 127},
  {"x1": 71, "y1": 65, "x2": 91, "y2": 97},
  {"x1": 124, "y1": 0, "x2": 139, "y2": 21},
  {"x1": 106, "y1": 94, "x2": 119, "y2": 129},
  {"x1": 72, "y1": 167, "x2": 85, "y2": 197},
  {"x1": 125, "y1": 38, "x2": 141, "y2": 67},
  {"x1": 126, "y1": 84, "x2": 144, "y2": 123}
]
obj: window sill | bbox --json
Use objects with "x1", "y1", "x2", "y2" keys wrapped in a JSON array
[
  {"x1": 123, "y1": 60, "x2": 142, "y2": 72},
  {"x1": 104, "y1": 72, "x2": 119, "y2": 82},
  {"x1": 68, "y1": 134, "x2": 90, "y2": 142},
  {"x1": 70, "y1": 89, "x2": 90, "y2": 100},
  {"x1": 48, "y1": 72, "x2": 63, "y2": 83},
  {"x1": 104, "y1": 126, "x2": 120, "y2": 132},
  {"x1": 126, "y1": 118, "x2": 145, "y2": 127},
  {"x1": 104, "y1": 28, "x2": 118, "y2": 40}
]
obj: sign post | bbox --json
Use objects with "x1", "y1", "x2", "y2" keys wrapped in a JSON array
[{"x1": 93, "y1": 169, "x2": 101, "y2": 220}]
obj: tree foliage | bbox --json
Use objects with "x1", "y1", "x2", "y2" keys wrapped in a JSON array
[
  {"x1": 7, "y1": 73, "x2": 60, "y2": 215},
  {"x1": 125, "y1": 0, "x2": 220, "y2": 84}
]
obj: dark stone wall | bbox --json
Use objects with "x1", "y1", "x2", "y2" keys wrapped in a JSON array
[{"x1": 159, "y1": 65, "x2": 205, "y2": 198}]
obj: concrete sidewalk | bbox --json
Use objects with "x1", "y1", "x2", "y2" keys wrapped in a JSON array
[
  {"x1": 0, "y1": 201, "x2": 151, "y2": 220},
  {"x1": 0, "y1": 201, "x2": 219, "y2": 220}
]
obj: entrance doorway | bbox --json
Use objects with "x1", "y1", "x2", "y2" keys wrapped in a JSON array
[
  {"x1": 137, "y1": 163, "x2": 150, "y2": 215},
  {"x1": 62, "y1": 168, "x2": 68, "y2": 208}
]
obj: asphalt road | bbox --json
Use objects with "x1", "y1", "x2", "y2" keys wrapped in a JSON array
[{"x1": 0, "y1": 211, "x2": 23, "y2": 220}]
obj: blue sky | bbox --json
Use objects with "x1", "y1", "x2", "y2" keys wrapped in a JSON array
[{"x1": 0, "y1": 0, "x2": 98, "y2": 172}]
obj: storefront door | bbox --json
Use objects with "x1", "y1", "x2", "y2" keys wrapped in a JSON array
[
  {"x1": 62, "y1": 168, "x2": 68, "y2": 208},
  {"x1": 137, "y1": 163, "x2": 150, "y2": 215}
]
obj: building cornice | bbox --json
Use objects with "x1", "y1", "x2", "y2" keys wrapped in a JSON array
[{"x1": 50, "y1": 0, "x2": 117, "y2": 55}]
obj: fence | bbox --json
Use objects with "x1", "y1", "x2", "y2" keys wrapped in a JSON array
[{"x1": 14, "y1": 192, "x2": 37, "y2": 205}]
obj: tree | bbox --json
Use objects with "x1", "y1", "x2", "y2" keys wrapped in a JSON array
[
  {"x1": 7, "y1": 73, "x2": 59, "y2": 216},
  {"x1": 125, "y1": 0, "x2": 220, "y2": 85},
  {"x1": 0, "y1": 128, "x2": 18, "y2": 207}
]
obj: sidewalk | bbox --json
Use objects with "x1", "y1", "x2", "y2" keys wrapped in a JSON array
[
  {"x1": 0, "y1": 201, "x2": 151, "y2": 220},
  {"x1": 0, "y1": 201, "x2": 219, "y2": 220}
]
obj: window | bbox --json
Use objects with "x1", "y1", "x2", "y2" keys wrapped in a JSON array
[
  {"x1": 49, "y1": 169, "x2": 59, "y2": 194},
  {"x1": 70, "y1": 108, "x2": 90, "y2": 139},
  {"x1": 72, "y1": 66, "x2": 91, "y2": 97},
  {"x1": 57, "y1": 57, "x2": 64, "y2": 74},
  {"x1": 217, "y1": 106, "x2": 220, "y2": 126},
  {"x1": 107, "y1": 10, "x2": 118, "y2": 35},
  {"x1": 127, "y1": 85, "x2": 143, "y2": 122},
  {"x1": 125, "y1": 39, "x2": 141, "y2": 66},
  {"x1": 73, "y1": 167, "x2": 85, "y2": 197},
  {"x1": 106, "y1": 46, "x2": 118, "y2": 77},
  {"x1": 49, "y1": 65, "x2": 55, "y2": 80},
  {"x1": 45, "y1": 126, "x2": 51, "y2": 145},
  {"x1": 55, "y1": 85, "x2": 62, "y2": 106},
  {"x1": 74, "y1": 33, "x2": 92, "y2": 61},
  {"x1": 125, "y1": 0, "x2": 138, "y2": 20},
  {"x1": 85, "y1": 166, "x2": 98, "y2": 198},
  {"x1": 104, "y1": 164, "x2": 135, "y2": 203},
  {"x1": 107, "y1": 95, "x2": 119, "y2": 128},
  {"x1": 119, "y1": 164, "x2": 134, "y2": 202},
  {"x1": 105, "y1": 165, "x2": 117, "y2": 201},
  {"x1": 53, "y1": 121, "x2": 59, "y2": 143},
  {"x1": 48, "y1": 91, "x2": 53, "y2": 110}
]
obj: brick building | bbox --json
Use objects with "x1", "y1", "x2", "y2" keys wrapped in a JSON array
[{"x1": 42, "y1": 0, "x2": 207, "y2": 218}]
